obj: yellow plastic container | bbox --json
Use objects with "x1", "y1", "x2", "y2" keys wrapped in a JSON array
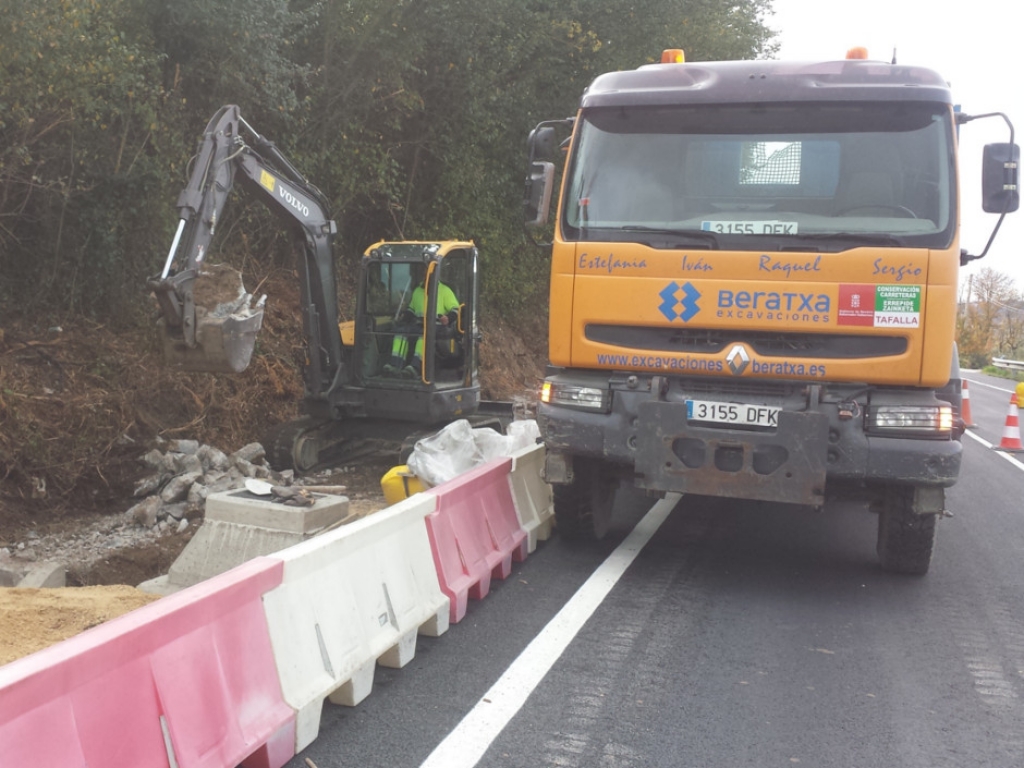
[{"x1": 380, "y1": 465, "x2": 428, "y2": 505}]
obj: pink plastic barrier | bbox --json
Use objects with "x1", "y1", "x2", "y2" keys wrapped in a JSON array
[
  {"x1": 426, "y1": 457, "x2": 529, "y2": 623},
  {"x1": 0, "y1": 558, "x2": 295, "y2": 768}
]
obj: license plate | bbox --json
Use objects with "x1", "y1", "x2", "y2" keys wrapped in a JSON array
[
  {"x1": 685, "y1": 399, "x2": 780, "y2": 428},
  {"x1": 700, "y1": 220, "x2": 799, "y2": 235}
]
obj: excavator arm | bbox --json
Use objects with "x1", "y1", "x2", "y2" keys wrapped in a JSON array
[{"x1": 149, "y1": 106, "x2": 344, "y2": 398}]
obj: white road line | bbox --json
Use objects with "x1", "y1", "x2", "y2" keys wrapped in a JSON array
[
  {"x1": 963, "y1": 429, "x2": 1024, "y2": 472},
  {"x1": 962, "y1": 376, "x2": 1016, "y2": 394},
  {"x1": 419, "y1": 494, "x2": 680, "y2": 768}
]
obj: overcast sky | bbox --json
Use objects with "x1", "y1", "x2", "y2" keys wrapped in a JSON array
[{"x1": 767, "y1": 0, "x2": 1023, "y2": 295}]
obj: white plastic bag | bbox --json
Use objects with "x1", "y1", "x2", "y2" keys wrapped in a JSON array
[
  {"x1": 506, "y1": 419, "x2": 541, "y2": 452},
  {"x1": 406, "y1": 418, "x2": 541, "y2": 486},
  {"x1": 406, "y1": 420, "x2": 480, "y2": 486}
]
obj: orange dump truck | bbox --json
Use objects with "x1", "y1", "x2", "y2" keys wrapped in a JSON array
[{"x1": 524, "y1": 49, "x2": 1019, "y2": 573}]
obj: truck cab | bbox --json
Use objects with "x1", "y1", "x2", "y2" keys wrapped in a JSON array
[{"x1": 526, "y1": 50, "x2": 1019, "y2": 573}]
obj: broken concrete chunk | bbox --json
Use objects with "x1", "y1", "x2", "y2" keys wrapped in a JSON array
[
  {"x1": 187, "y1": 482, "x2": 209, "y2": 505},
  {"x1": 163, "y1": 502, "x2": 188, "y2": 521},
  {"x1": 169, "y1": 439, "x2": 200, "y2": 455},
  {"x1": 253, "y1": 463, "x2": 274, "y2": 480},
  {"x1": 18, "y1": 562, "x2": 66, "y2": 588},
  {"x1": 160, "y1": 452, "x2": 184, "y2": 474},
  {"x1": 231, "y1": 442, "x2": 266, "y2": 465},
  {"x1": 185, "y1": 483, "x2": 209, "y2": 515},
  {"x1": 140, "y1": 448, "x2": 166, "y2": 470},
  {"x1": 160, "y1": 471, "x2": 202, "y2": 503},
  {"x1": 134, "y1": 472, "x2": 166, "y2": 498},
  {"x1": 129, "y1": 496, "x2": 163, "y2": 528},
  {"x1": 197, "y1": 445, "x2": 231, "y2": 472},
  {"x1": 175, "y1": 453, "x2": 204, "y2": 475},
  {"x1": 234, "y1": 459, "x2": 259, "y2": 479}
]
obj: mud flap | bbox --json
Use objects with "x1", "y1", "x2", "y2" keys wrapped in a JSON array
[
  {"x1": 154, "y1": 264, "x2": 264, "y2": 374},
  {"x1": 635, "y1": 402, "x2": 829, "y2": 505}
]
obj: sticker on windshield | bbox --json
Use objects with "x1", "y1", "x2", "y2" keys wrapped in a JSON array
[{"x1": 701, "y1": 220, "x2": 798, "y2": 235}]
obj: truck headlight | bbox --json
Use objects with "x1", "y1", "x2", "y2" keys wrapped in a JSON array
[
  {"x1": 866, "y1": 405, "x2": 954, "y2": 436},
  {"x1": 540, "y1": 381, "x2": 612, "y2": 412}
]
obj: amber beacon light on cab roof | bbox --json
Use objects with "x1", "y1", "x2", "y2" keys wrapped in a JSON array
[{"x1": 524, "y1": 47, "x2": 1019, "y2": 574}]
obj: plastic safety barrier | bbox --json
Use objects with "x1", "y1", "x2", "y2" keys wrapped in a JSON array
[
  {"x1": 261, "y1": 494, "x2": 449, "y2": 752},
  {"x1": 0, "y1": 558, "x2": 294, "y2": 768},
  {"x1": 507, "y1": 443, "x2": 554, "y2": 553},
  {"x1": 0, "y1": 443, "x2": 554, "y2": 764},
  {"x1": 425, "y1": 456, "x2": 529, "y2": 624}
]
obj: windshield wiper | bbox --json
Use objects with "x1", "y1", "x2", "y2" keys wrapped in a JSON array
[
  {"x1": 614, "y1": 226, "x2": 720, "y2": 249},
  {"x1": 776, "y1": 232, "x2": 906, "y2": 251}
]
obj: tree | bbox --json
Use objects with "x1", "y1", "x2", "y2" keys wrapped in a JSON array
[
  {"x1": 957, "y1": 268, "x2": 1022, "y2": 367},
  {"x1": 0, "y1": 0, "x2": 169, "y2": 321}
]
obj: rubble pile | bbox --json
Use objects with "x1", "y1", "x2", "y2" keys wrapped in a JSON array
[
  {"x1": 127, "y1": 438, "x2": 295, "y2": 533},
  {"x1": 1, "y1": 437, "x2": 354, "y2": 588}
]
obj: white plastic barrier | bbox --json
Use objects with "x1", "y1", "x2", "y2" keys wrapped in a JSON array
[
  {"x1": 507, "y1": 443, "x2": 554, "y2": 553},
  {"x1": 261, "y1": 493, "x2": 448, "y2": 752}
]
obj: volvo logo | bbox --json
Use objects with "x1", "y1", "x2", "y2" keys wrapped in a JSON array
[
  {"x1": 726, "y1": 344, "x2": 750, "y2": 375},
  {"x1": 658, "y1": 282, "x2": 701, "y2": 322}
]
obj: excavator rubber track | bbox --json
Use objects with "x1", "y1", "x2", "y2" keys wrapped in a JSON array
[{"x1": 263, "y1": 405, "x2": 515, "y2": 474}]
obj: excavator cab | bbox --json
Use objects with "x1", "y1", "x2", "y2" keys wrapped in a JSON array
[{"x1": 349, "y1": 240, "x2": 480, "y2": 390}]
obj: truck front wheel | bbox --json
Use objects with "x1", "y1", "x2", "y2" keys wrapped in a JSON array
[
  {"x1": 553, "y1": 457, "x2": 616, "y2": 540},
  {"x1": 876, "y1": 485, "x2": 937, "y2": 575}
]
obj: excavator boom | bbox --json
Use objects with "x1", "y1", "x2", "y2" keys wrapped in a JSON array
[{"x1": 148, "y1": 106, "x2": 341, "y2": 381}]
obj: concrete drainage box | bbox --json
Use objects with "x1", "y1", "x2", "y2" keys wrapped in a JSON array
[
  {"x1": 141, "y1": 490, "x2": 350, "y2": 594},
  {"x1": 205, "y1": 490, "x2": 349, "y2": 534}
]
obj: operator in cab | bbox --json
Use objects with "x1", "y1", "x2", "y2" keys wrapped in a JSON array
[{"x1": 384, "y1": 262, "x2": 460, "y2": 378}]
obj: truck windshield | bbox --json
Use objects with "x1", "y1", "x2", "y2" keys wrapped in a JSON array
[{"x1": 562, "y1": 103, "x2": 956, "y2": 250}]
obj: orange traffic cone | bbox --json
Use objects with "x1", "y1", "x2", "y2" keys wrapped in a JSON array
[
  {"x1": 996, "y1": 392, "x2": 1024, "y2": 452},
  {"x1": 961, "y1": 378, "x2": 977, "y2": 429}
]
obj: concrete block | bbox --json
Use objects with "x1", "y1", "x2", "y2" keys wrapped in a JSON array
[
  {"x1": 165, "y1": 522, "x2": 302, "y2": 590},
  {"x1": 157, "y1": 491, "x2": 350, "y2": 591},
  {"x1": 206, "y1": 490, "x2": 349, "y2": 534},
  {"x1": 17, "y1": 562, "x2": 66, "y2": 588}
]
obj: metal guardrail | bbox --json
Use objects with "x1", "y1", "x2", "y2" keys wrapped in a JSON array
[{"x1": 993, "y1": 357, "x2": 1024, "y2": 371}]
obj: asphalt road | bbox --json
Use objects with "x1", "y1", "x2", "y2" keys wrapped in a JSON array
[{"x1": 288, "y1": 373, "x2": 1024, "y2": 768}]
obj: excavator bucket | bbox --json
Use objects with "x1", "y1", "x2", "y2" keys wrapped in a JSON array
[{"x1": 155, "y1": 264, "x2": 265, "y2": 374}]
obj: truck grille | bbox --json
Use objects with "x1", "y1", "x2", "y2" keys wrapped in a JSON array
[{"x1": 586, "y1": 325, "x2": 907, "y2": 359}]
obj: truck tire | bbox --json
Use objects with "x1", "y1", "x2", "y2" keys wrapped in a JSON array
[
  {"x1": 553, "y1": 458, "x2": 616, "y2": 540},
  {"x1": 876, "y1": 485, "x2": 937, "y2": 575}
]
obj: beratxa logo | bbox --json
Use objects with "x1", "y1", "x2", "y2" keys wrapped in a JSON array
[{"x1": 659, "y1": 282, "x2": 701, "y2": 322}]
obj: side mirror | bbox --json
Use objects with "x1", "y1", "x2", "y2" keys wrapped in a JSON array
[
  {"x1": 524, "y1": 161, "x2": 555, "y2": 228},
  {"x1": 982, "y1": 142, "x2": 1020, "y2": 213},
  {"x1": 528, "y1": 126, "x2": 558, "y2": 162}
]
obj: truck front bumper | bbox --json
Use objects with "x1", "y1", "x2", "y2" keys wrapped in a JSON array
[{"x1": 539, "y1": 376, "x2": 962, "y2": 506}]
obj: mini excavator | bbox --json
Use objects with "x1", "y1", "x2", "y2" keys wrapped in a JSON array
[{"x1": 148, "y1": 105, "x2": 501, "y2": 470}]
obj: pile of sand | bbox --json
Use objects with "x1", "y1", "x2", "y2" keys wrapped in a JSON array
[{"x1": 0, "y1": 586, "x2": 160, "y2": 666}]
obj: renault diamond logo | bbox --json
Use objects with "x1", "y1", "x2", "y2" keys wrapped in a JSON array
[{"x1": 726, "y1": 344, "x2": 750, "y2": 375}]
